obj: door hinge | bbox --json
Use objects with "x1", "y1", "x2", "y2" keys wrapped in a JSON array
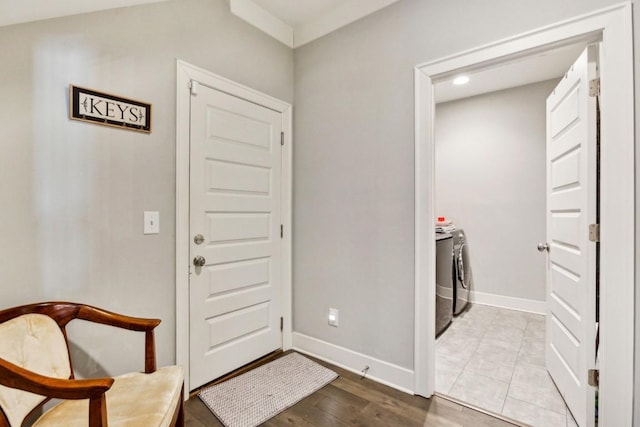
[
  {"x1": 589, "y1": 78, "x2": 600, "y2": 97},
  {"x1": 588, "y1": 369, "x2": 599, "y2": 387},
  {"x1": 280, "y1": 132, "x2": 284, "y2": 146},
  {"x1": 280, "y1": 224, "x2": 283, "y2": 238},
  {"x1": 589, "y1": 223, "x2": 600, "y2": 242},
  {"x1": 189, "y1": 80, "x2": 199, "y2": 96},
  {"x1": 280, "y1": 317, "x2": 284, "y2": 331}
]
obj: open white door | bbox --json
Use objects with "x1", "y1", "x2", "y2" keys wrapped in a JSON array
[
  {"x1": 544, "y1": 45, "x2": 598, "y2": 427},
  {"x1": 189, "y1": 83, "x2": 284, "y2": 390}
]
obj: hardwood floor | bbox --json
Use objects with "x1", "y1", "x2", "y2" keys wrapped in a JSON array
[{"x1": 185, "y1": 353, "x2": 521, "y2": 426}]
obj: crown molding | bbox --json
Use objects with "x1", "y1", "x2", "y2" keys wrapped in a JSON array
[
  {"x1": 229, "y1": 0, "x2": 294, "y2": 48},
  {"x1": 229, "y1": 0, "x2": 400, "y2": 49},
  {"x1": 293, "y1": 0, "x2": 398, "y2": 48}
]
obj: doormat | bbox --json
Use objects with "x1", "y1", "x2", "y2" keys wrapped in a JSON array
[{"x1": 198, "y1": 352, "x2": 338, "y2": 427}]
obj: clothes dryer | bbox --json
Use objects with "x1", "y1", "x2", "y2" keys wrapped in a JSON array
[
  {"x1": 435, "y1": 233, "x2": 453, "y2": 336},
  {"x1": 451, "y1": 229, "x2": 471, "y2": 315}
]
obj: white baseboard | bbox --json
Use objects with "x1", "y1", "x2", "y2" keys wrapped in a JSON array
[
  {"x1": 292, "y1": 332, "x2": 414, "y2": 394},
  {"x1": 469, "y1": 290, "x2": 546, "y2": 314}
]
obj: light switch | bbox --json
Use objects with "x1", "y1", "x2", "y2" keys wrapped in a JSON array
[
  {"x1": 144, "y1": 211, "x2": 160, "y2": 235},
  {"x1": 328, "y1": 308, "x2": 339, "y2": 327}
]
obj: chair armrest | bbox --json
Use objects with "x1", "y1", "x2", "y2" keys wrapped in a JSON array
[
  {"x1": 76, "y1": 305, "x2": 160, "y2": 332},
  {"x1": 77, "y1": 305, "x2": 161, "y2": 373},
  {"x1": 0, "y1": 357, "x2": 113, "y2": 400},
  {"x1": 75, "y1": 305, "x2": 161, "y2": 373},
  {"x1": 0, "y1": 302, "x2": 160, "y2": 332}
]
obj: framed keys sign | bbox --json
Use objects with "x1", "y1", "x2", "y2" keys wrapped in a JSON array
[{"x1": 69, "y1": 85, "x2": 152, "y2": 133}]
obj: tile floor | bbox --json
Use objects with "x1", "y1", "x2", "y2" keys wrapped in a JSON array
[{"x1": 435, "y1": 304, "x2": 578, "y2": 427}]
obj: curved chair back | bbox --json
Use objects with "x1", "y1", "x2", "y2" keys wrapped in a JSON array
[{"x1": 0, "y1": 314, "x2": 72, "y2": 426}]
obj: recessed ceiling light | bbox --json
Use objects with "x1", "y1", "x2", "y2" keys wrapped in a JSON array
[{"x1": 453, "y1": 76, "x2": 470, "y2": 85}]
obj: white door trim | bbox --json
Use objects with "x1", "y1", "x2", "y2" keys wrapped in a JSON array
[
  {"x1": 176, "y1": 60, "x2": 293, "y2": 394},
  {"x1": 414, "y1": 3, "x2": 634, "y2": 426}
]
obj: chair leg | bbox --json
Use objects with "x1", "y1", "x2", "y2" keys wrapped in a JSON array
[
  {"x1": 172, "y1": 387, "x2": 185, "y2": 427},
  {"x1": 177, "y1": 398, "x2": 185, "y2": 427},
  {"x1": 88, "y1": 395, "x2": 108, "y2": 427}
]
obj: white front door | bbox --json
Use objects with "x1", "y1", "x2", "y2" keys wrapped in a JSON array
[
  {"x1": 189, "y1": 83, "x2": 283, "y2": 390},
  {"x1": 545, "y1": 45, "x2": 598, "y2": 427}
]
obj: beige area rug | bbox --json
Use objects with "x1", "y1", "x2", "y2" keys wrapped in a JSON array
[{"x1": 198, "y1": 352, "x2": 338, "y2": 427}]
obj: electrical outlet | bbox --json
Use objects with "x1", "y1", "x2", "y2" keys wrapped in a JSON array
[
  {"x1": 144, "y1": 211, "x2": 160, "y2": 235},
  {"x1": 328, "y1": 308, "x2": 339, "y2": 327}
]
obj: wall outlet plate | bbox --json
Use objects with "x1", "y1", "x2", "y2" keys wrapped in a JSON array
[{"x1": 144, "y1": 211, "x2": 160, "y2": 234}]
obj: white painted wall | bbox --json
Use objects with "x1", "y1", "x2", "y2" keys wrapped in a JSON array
[
  {"x1": 435, "y1": 79, "x2": 558, "y2": 303},
  {"x1": 0, "y1": 0, "x2": 292, "y2": 378}
]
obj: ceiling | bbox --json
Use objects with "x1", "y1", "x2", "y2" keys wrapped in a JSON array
[{"x1": 0, "y1": 0, "x2": 167, "y2": 28}]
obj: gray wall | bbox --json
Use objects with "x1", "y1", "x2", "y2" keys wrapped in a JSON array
[
  {"x1": 435, "y1": 80, "x2": 557, "y2": 303},
  {"x1": 0, "y1": 0, "x2": 292, "y2": 377},
  {"x1": 293, "y1": 0, "x2": 637, "y2": 374}
]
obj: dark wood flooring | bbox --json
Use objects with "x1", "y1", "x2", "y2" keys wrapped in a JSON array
[{"x1": 185, "y1": 353, "x2": 521, "y2": 427}]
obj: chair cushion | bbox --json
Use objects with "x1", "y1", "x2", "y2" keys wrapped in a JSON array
[
  {"x1": 32, "y1": 365, "x2": 183, "y2": 427},
  {"x1": 0, "y1": 314, "x2": 71, "y2": 427}
]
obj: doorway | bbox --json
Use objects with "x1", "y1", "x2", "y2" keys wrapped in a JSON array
[
  {"x1": 433, "y1": 77, "x2": 565, "y2": 424},
  {"x1": 431, "y1": 44, "x2": 596, "y2": 425},
  {"x1": 413, "y1": 4, "x2": 634, "y2": 427},
  {"x1": 175, "y1": 61, "x2": 293, "y2": 393}
]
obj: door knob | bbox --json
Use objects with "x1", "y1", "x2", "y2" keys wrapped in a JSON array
[
  {"x1": 193, "y1": 255, "x2": 206, "y2": 267},
  {"x1": 537, "y1": 243, "x2": 549, "y2": 252}
]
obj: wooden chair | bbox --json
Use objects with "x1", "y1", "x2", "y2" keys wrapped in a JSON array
[{"x1": 0, "y1": 302, "x2": 184, "y2": 427}]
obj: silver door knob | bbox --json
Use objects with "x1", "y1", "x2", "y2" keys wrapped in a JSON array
[
  {"x1": 537, "y1": 243, "x2": 549, "y2": 252},
  {"x1": 193, "y1": 255, "x2": 206, "y2": 267}
]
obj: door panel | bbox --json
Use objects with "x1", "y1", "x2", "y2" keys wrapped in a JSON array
[
  {"x1": 207, "y1": 160, "x2": 271, "y2": 194},
  {"x1": 545, "y1": 45, "x2": 597, "y2": 427},
  {"x1": 189, "y1": 84, "x2": 283, "y2": 390},
  {"x1": 550, "y1": 149, "x2": 580, "y2": 189}
]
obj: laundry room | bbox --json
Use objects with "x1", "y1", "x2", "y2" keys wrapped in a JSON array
[
  {"x1": 435, "y1": 79, "x2": 553, "y2": 315},
  {"x1": 431, "y1": 50, "x2": 581, "y2": 424}
]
